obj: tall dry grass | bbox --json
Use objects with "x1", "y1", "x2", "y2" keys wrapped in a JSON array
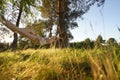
[{"x1": 0, "y1": 47, "x2": 120, "y2": 80}]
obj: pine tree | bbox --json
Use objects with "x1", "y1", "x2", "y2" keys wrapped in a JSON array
[{"x1": 39, "y1": 0, "x2": 105, "y2": 48}]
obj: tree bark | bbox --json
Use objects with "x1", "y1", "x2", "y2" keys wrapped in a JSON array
[
  {"x1": 56, "y1": 0, "x2": 68, "y2": 48},
  {"x1": 11, "y1": 4, "x2": 23, "y2": 50}
]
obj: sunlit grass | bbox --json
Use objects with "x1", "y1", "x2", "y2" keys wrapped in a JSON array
[{"x1": 0, "y1": 47, "x2": 120, "y2": 80}]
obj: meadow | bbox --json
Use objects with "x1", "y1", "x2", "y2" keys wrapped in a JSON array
[{"x1": 0, "y1": 47, "x2": 120, "y2": 80}]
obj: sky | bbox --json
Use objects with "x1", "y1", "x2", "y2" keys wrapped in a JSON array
[{"x1": 70, "y1": 0, "x2": 120, "y2": 42}]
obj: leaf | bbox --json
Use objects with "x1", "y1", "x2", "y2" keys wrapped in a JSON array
[{"x1": 9, "y1": 0, "x2": 14, "y2": 4}]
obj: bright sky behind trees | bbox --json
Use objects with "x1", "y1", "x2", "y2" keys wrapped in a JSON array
[{"x1": 70, "y1": 0, "x2": 120, "y2": 42}]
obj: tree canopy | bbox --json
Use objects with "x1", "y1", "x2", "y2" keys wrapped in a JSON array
[
  {"x1": 95, "y1": 35, "x2": 103, "y2": 47},
  {"x1": 39, "y1": 0, "x2": 105, "y2": 48},
  {"x1": 107, "y1": 38, "x2": 118, "y2": 46}
]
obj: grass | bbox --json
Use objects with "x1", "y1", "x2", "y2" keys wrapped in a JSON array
[{"x1": 0, "y1": 47, "x2": 120, "y2": 80}]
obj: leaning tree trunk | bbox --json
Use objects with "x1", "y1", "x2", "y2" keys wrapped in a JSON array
[
  {"x1": 0, "y1": 16, "x2": 58, "y2": 46},
  {"x1": 11, "y1": 4, "x2": 23, "y2": 51},
  {"x1": 56, "y1": 0, "x2": 68, "y2": 48}
]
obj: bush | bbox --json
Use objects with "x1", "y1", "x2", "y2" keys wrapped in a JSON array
[{"x1": 0, "y1": 43, "x2": 9, "y2": 52}]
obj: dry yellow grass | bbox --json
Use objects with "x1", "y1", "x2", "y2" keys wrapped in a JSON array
[{"x1": 0, "y1": 47, "x2": 120, "y2": 80}]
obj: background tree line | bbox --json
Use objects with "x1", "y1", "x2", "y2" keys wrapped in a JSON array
[
  {"x1": 70, "y1": 35, "x2": 119, "y2": 49},
  {"x1": 0, "y1": 35, "x2": 119, "y2": 51}
]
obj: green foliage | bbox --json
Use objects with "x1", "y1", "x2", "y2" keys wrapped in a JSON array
[
  {"x1": 0, "y1": 0, "x2": 6, "y2": 15},
  {"x1": 107, "y1": 38, "x2": 118, "y2": 46},
  {"x1": 95, "y1": 35, "x2": 103, "y2": 47},
  {"x1": 39, "y1": 0, "x2": 52, "y2": 18},
  {"x1": 39, "y1": 0, "x2": 105, "y2": 48},
  {"x1": 0, "y1": 43, "x2": 9, "y2": 52},
  {"x1": 84, "y1": 38, "x2": 91, "y2": 49},
  {"x1": 69, "y1": 42, "x2": 84, "y2": 49},
  {"x1": 10, "y1": 0, "x2": 37, "y2": 14},
  {"x1": 0, "y1": 47, "x2": 120, "y2": 80},
  {"x1": 27, "y1": 20, "x2": 47, "y2": 37},
  {"x1": 0, "y1": 0, "x2": 105, "y2": 48},
  {"x1": 69, "y1": 39, "x2": 94, "y2": 49}
]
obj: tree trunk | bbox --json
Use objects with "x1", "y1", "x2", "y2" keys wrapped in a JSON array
[
  {"x1": 0, "y1": 16, "x2": 40, "y2": 43},
  {"x1": 56, "y1": 0, "x2": 68, "y2": 48},
  {"x1": 11, "y1": 4, "x2": 23, "y2": 51}
]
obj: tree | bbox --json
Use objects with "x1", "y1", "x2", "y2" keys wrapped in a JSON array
[
  {"x1": 10, "y1": 0, "x2": 23, "y2": 50},
  {"x1": 0, "y1": 0, "x2": 40, "y2": 50},
  {"x1": 95, "y1": 35, "x2": 103, "y2": 47},
  {"x1": 84, "y1": 38, "x2": 91, "y2": 49},
  {"x1": 107, "y1": 38, "x2": 118, "y2": 46},
  {"x1": 0, "y1": 0, "x2": 105, "y2": 49},
  {"x1": 39, "y1": 0, "x2": 105, "y2": 48}
]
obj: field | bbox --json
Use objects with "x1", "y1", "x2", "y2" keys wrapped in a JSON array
[{"x1": 0, "y1": 47, "x2": 120, "y2": 80}]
